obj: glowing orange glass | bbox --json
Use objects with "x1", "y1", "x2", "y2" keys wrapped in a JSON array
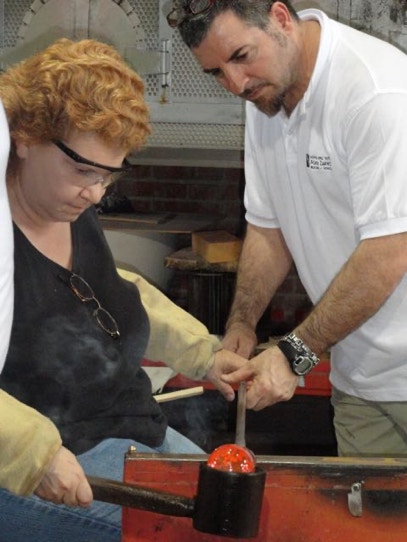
[{"x1": 206, "y1": 444, "x2": 256, "y2": 473}]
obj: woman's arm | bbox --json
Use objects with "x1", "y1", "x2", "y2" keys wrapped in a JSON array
[
  {"x1": 0, "y1": 390, "x2": 92, "y2": 507},
  {"x1": 0, "y1": 390, "x2": 62, "y2": 495}
]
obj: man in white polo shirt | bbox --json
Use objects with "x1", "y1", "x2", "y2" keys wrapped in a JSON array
[{"x1": 174, "y1": 0, "x2": 407, "y2": 456}]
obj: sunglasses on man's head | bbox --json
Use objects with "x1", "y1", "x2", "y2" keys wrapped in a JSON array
[{"x1": 166, "y1": 0, "x2": 215, "y2": 28}]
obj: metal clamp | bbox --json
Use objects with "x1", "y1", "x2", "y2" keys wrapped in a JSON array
[{"x1": 348, "y1": 481, "x2": 364, "y2": 517}]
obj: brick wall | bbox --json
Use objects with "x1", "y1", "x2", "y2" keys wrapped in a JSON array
[
  {"x1": 117, "y1": 165, "x2": 245, "y2": 234},
  {"x1": 115, "y1": 165, "x2": 312, "y2": 338}
]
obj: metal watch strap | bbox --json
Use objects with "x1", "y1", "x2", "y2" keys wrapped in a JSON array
[
  {"x1": 277, "y1": 337, "x2": 300, "y2": 363},
  {"x1": 277, "y1": 332, "x2": 319, "y2": 374}
]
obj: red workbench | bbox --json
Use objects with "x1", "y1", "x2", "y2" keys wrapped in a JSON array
[{"x1": 122, "y1": 453, "x2": 407, "y2": 542}]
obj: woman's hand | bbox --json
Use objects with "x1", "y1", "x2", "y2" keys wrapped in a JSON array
[
  {"x1": 34, "y1": 446, "x2": 93, "y2": 507},
  {"x1": 222, "y1": 322, "x2": 258, "y2": 358},
  {"x1": 205, "y1": 349, "x2": 249, "y2": 401}
]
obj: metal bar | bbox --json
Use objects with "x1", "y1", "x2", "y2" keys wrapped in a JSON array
[
  {"x1": 235, "y1": 381, "x2": 247, "y2": 447},
  {"x1": 88, "y1": 475, "x2": 195, "y2": 517}
]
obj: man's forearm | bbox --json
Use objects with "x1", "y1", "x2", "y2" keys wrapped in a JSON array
[
  {"x1": 226, "y1": 224, "x2": 293, "y2": 330},
  {"x1": 295, "y1": 233, "x2": 407, "y2": 355}
]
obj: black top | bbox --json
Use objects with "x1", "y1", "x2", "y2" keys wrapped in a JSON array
[{"x1": 0, "y1": 207, "x2": 167, "y2": 454}]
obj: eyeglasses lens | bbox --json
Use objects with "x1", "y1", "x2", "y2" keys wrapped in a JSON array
[
  {"x1": 70, "y1": 274, "x2": 93, "y2": 301},
  {"x1": 106, "y1": 171, "x2": 126, "y2": 188},
  {"x1": 95, "y1": 307, "x2": 119, "y2": 336}
]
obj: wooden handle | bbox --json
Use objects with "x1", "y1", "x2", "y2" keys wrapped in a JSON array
[{"x1": 154, "y1": 386, "x2": 204, "y2": 403}]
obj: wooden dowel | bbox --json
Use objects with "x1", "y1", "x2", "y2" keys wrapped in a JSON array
[{"x1": 154, "y1": 386, "x2": 204, "y2": 403}]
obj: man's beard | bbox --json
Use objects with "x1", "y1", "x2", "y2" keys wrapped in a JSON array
[
  {"x1": 241, "y1": 84, "x2": 286, "y2": 117},
  {"x1": 254, "y1": 91, "x2": 286, "y2": 117}
]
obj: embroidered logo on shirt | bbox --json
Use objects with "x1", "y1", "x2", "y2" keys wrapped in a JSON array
[{"x1": 306, "y1": 154, "x2": 332, "y2": 171}]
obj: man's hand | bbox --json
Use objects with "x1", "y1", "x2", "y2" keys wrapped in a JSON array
[
  {"x1": 205, "y1": 349, "x2": 249, "y2": 401},
  {"x1": 34, "y1": 446, "x2": 93, "y2": 507},
  {"x1": 221, "y1": 346, "x2": 299, "y2": 410},
  {"x1": 222, "y1": 322, "x2": 257, "y2": 358}
]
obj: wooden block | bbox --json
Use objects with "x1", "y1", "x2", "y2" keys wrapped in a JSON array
[{"x1": 192, "y1": 230, "x2": 242, "y2": 263}]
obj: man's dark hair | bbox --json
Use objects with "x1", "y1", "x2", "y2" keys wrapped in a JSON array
[{"x1": 177, "y1": 0, "x2": 299, "y2": 49}]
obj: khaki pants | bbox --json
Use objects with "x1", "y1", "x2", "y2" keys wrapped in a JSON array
[{"x1": 331, "y1": 387, "x2": 407, "y2": 457}]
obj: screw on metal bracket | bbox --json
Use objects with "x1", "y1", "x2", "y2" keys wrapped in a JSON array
[
  {"x1": 348, "y1": 481, "x2": 364, "y2": 517},
  {"x1": 128, "y1": 445, "x2": 137, "y2": 454}
]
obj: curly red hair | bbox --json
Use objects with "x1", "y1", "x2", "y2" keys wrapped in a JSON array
[{"x1": 0, "y1": 38, "x2": 151, "y2": 166}]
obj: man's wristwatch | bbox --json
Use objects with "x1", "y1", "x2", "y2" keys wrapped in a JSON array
[{"x1": 277, "y1": 332, "x2": 319, "y2": 376}]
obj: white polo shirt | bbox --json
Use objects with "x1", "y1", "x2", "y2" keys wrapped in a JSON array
[
  {"x1": 244, "y1": 10, "x2": 407, "y2": 400},
  {"x1": 0, "y1": 101, "x2": 13, "y2": 372}
]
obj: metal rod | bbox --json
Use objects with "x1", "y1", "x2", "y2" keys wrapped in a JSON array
[
  {"x1": 235, "y1": 381, "x2": 247, "y2": 447},
  {"x1": 88, "y1": 475, "x2": 195, "y2": 518}
]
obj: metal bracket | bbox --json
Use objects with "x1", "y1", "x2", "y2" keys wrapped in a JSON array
[
  {"x1": 348, "y1": 481, "x2": 364, "y2": 517},
  {"x1": 160, "y1": 39, "x2": 171, "y2": 89}
]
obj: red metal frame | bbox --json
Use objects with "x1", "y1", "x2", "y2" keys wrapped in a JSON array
[{"x1": 123, "y1": 453, "x2": 407, "y2": 542}]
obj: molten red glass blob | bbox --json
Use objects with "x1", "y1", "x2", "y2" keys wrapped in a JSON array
[{"x1": 206, "y1": 444, "x2": 256, "y2": 473}]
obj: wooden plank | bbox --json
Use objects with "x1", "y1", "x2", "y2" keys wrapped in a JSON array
[
  {"x1": 100, "y1": 214, "x2": 220, "y2": 234},
  {"x1": 164, "y1": 247, "x2": 238, "y2": 272},
  {"x1": 100, "y1": 212, "x2": 174, "y2": 225}
]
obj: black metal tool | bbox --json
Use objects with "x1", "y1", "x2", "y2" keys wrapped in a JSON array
[{"x1": 88, "y1": 455, "x2": 266, "y2": 539}]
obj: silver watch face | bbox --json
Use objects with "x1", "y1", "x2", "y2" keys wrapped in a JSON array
[{"x1": 292, "y1": 355, "x2": 314, "y2": 376}]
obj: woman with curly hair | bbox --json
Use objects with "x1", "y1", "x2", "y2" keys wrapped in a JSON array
[{"x1": 0, "y1": 38, "x2": 246, "y2": 542}]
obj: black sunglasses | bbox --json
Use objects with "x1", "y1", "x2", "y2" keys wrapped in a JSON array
[
  {"x1": 59, "y1": 273, "x2": 120, "y2": 339},
  {"x1": 166, "y1": 0, "x2": 215, "y2": 28}
]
